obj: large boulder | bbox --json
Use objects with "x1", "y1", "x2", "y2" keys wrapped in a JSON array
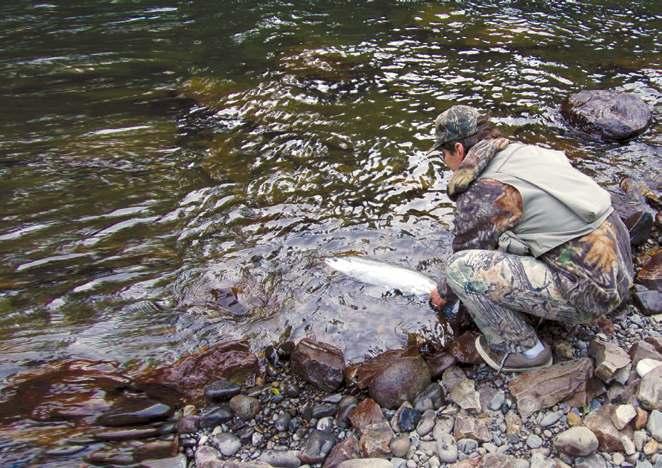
[
  {"x1": 291, "y1": 338, "x2": 345, "y2": 391},
  {"x1": 367, "y1": 354, "x2": 431, "y2": 409},
  {"x1": 561, "y1": 90, "x2": 652, "y2": 141}
]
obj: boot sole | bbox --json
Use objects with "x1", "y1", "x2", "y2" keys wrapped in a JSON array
[{"x1": 475, "y1": 336, "x2": 553, "y2": 373}]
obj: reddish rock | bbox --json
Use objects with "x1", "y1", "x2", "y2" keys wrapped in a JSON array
[
  {"x1": 508, "y1": 358, "x2": 593, "y2": 420},
  {"x1": 424, "y1": 352, "x2": 457, "y2": 380},
  {"x1": 0, "y1": 359, "x2": 130, "y2": 425},
  {"x1": 446, "y1": 332, "x2": 482, "y2": 364},
  {"x1": 635, "y1": 407, "x2": 648, "y2": 430},
  {"x1": 291, "y1": 338, "x2": 345, "y2": 391},
  {"x1": 453, "y1": 413, "x2": 490, "y2": 442},
  {"x1": 359, "y1": 422, "x2": 394, "y2": 458},
  {"x1": 138, "y1": 340, "x2": 258, "y2": 403},
  {"x1": 352, "y1": 349, "x2": 415, "y2": 389},
  {"x1": 368, "y1": 354, "x2": 432, "y2": 409},
  {"x1": 133, "y1": 439, "x2": 178, "y2": 461},
  {"x1": 637, "y1": 250, "x2": 662, "y2": 291},
  {"x1": 323, "y1": 435, "x2": 360, "y2": 468},
  {"x1": 584, "y1": 404, "x2": 634, "y2": 452},
  {"x1": 348, "y1": 398, "x2": 385, "y2": 434}
]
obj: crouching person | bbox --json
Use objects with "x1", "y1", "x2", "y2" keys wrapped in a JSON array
[{"x1": 427, "y1": 105, "x2": 634, "y2": 372}]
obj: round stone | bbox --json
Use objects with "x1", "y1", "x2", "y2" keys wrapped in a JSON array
[
  {"x1": 526, "y1": 434, "x2": 543, "y2": 449},
  {"x1": 554, "y1": 427, "x2": 599, "y2": 457}
]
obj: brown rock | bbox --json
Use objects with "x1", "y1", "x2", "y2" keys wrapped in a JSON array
[
  {"x1": 134, "y1": 440, "x2": 178, "y2": 462},
  {"x1": 0, "y1": 359, "x2": 130, "y2": 424},
  {"x1": 508, "y1": 358, "x2": 593, "y2": 420},
  {"x1": 442, "y1": 366, "x2": 467, "y2": 392},
  {"x1": 584, "y1": 404, "x2": 634, "y2": 452},
  {"x1": 505, "y1": 411, "x2": 522, "y2": 435},
  {"x1": 567, "y1": 410, "x2": 582, "y2": 427},
  {"x1": 646, "y1": 336, "x2": 662, "y2": 354},
  {"x1": 629, "y1": 340, "x2": 662, "y2": 367},
  {"x1": 323, "y1": 435, "x2": 360, "y2": 468},
  {"x1": 637, "y1": 250, "x2": 662, "y2": 291},
  {"x1": 453, "y1": 413, "x2": 490, "y2": 442},
  {"x1": 643, "y1": 439, "x2": 658, "y2": 456},
  {"x1": 350, "y1": 348, "x2": 415, "y2": 389},
  {"x1": 348, "y1": 398, "x2": 385, "y2": 434},
  {"x1": 139, "y1": 340, "x2": 258, "y2": 403},
  {"x1": 359, "y1": 422, "x2": 394, "y2": 458},
  {"x1": 368, "y1": 354, "x2": 431, "y2": 409},
  {"x1": 635, "y1": 407, "x2": 648, "y2": 430},
  {"x1": 291, "y1": 338, "x2": 345, "y2": 391},
  {"x1": 481, "y1": 453, "x2": 526, "y2": 468},
  {"x1": 589, "y1": 339, "x2": 631, "y2": 384},
  {"x1": 446, "y1": 332, "x2": 482, "y2": 364},
  {"x1": 553, "y1": 427, "x2": 599, "y2": 457},
  {"x1": 425, "y1": 352, "x2": 457, "y2": 380}
]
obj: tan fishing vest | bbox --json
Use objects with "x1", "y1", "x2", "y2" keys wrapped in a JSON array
[{"x1": 478, "y1": 143, "x2": 613, "y2": 257}]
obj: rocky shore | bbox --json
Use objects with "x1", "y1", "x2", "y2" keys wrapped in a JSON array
[{"x1": 169, "y1": 300, "x2": 662, "y2": 468}]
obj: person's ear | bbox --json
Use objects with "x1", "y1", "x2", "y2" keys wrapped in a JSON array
[{"x1": 454, "y1": 142, "x2": 465, "y2": 159}]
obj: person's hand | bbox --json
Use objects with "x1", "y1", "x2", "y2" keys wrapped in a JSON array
[{"x1": 429, "y1": 287, "x2": 447, "y2": 311}]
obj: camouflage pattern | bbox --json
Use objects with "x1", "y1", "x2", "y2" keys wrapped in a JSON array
[
  {"x1": 438, "y1": 137, "x2": 634, "y2": 353},
  {"x1": 428, "y1": 105, "x2": 482, "y2": 153}
]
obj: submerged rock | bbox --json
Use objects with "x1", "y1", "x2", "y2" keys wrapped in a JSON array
[
  {"x1": 139, "y1": 340, "x2": 258, "y2": 403},
  {"x1": 291, "y1": 338, "x2": 345, "y2": 391},
  {"x1": 561, "y1": 90, "x2": 652, "y2": 141},
  {"x1": 508, "y1": 358, "x2": 593, "y2": 419}
]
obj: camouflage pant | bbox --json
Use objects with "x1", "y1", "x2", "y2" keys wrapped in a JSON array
[{"x1": 445, "y1": 250, "x2": 599, "y2": 353}]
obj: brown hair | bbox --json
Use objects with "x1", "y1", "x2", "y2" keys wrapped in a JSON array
[{"x1": 440, "y1": 117, "x2": 501, "y2": 153}]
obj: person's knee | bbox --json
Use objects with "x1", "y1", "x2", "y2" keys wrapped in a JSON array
[{"x1": 445, "y1": 251, "x2": 472, "y2": 295}]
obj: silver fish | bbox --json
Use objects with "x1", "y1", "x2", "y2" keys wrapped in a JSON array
[{"x1": 325, "y1": 256, "x2": 437, "y2": 296}]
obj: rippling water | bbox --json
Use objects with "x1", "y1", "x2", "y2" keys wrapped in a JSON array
[{"x1": 0, "y1": 1, "x2": 660, "y2": 463}]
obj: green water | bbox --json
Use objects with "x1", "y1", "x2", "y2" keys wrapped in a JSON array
[{"x1": 0, "y1": 1, "x2": 660, "y2": 463}]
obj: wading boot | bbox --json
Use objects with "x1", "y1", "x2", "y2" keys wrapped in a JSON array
[{"x1": 475, "y1": 335, "x2": 553, "y2": 373}]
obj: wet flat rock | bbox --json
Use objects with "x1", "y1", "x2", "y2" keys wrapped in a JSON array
[
  {"x1": 138, "y1": 339, "x2": 258, "y2": 402},
  {"x1": 508, "y1": 357, "x2": 593, "y2": 419},
  {"x1": 561, "y1": 90, "x2": 652, "y2": 141},
  {"x1": 96, "y1": 398, "x2": 172, "y2": 426}
]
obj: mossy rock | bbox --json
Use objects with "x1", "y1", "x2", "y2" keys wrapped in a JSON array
[
  {"x1": 279, "y1": 47, "x2": 375, "y2": 83},
  {"x1": 180, "y1": 77, "x2": 246, "y2": 108}
]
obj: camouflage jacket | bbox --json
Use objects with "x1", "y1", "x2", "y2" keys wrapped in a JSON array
[{"x1": 439, "y1": 138, "x2": 633, "y2": 318}]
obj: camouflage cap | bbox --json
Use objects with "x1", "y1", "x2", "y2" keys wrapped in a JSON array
[{"x1": 427, "y1": 105, "x2": 483, "y2": 154}]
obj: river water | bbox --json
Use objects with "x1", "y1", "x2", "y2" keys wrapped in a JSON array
[{"x1": 0, "y1": 1, "x2": 660, "y2": 464}]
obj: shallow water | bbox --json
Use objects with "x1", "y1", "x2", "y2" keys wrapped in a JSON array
[{"x1": 0, "y1": 1, "x2": 660, "y2": 463}]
